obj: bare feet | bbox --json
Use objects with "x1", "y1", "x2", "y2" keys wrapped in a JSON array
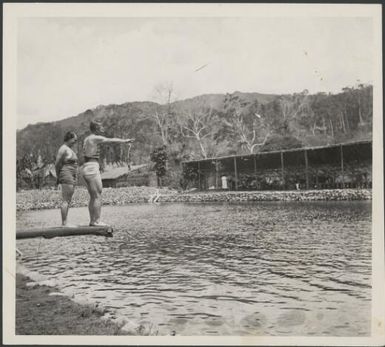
[{"x1": 89, "y1": 221, "x2": 110, "y2": 227}]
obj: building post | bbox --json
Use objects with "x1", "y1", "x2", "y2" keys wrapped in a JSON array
[
  {"x1": 215, "y1": 160, "x2": 219, "y2": 189},
  {"x1": 340, "y1": 144, "x2": 344, "y2": 188},
  {"x1": 198, "y1": 162, "x2": 201, "y2": 190},
  {"x1": 234, "y1": 157, "x2": 238, "y2": 191},
  {"x1": 280, "y1": 151, "x2": 285, "y2": 190},
  {"x1": 253, "y1": 155, "x2": 257, "y2": 189},
  {"x1": 181, "y1": 162, "x2": 186, "y2": 188},
  {"x1": 304, "y1": 150, "x2": 309, "y2": 190}
]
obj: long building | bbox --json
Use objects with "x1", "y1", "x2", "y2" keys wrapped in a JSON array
[{"x1": 182, "y1": 140, "x2": 372, "y2": 191}]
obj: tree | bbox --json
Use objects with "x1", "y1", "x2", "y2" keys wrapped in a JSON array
[
  {"x1": 150, "y1": 82, "x2": 177, "y2": 146},
  {"x1": 180, "y1": 164, "x2": 198, "y2": 190},
  {"x1": 101, "y1": 112, "x2": 134, "y2": 165},
  {"x1": 348, "y1": 84, "x2": 373, "y2": 128},
  {"x1": 17, "y1": 123, "x2": 64, "y2": 167},
  {"x1": 150, "y1": 145, "x2": 168, "y2": 187},
  {"x1": 223, "y1": 94, "x2": 270, "y2": 154},
  {"x1": 278, "y1": 90, "x2": 313, "y2": 137},
  {"x1": 16, "y1": 85, "x2": 373, "y2": 189},
  {"x1": 16, "y1": 154, "x2": 34, "y2": 190},
  {"x1": 178, "y1": 101, "x2": 218, "y2": 159},
  {"x1": 260, "y1": 134, "x2": 303, "y2": 152},
  {"x1": 279, "y1": 90, "x2": 309, "y2": 119},
  {"x1": 95, "y1": 103, "x2": 156, "y2": 166}
]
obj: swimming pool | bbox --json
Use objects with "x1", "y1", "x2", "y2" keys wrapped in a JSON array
[{"x1": 16, "y1": 201, "x2": 371, "y2": 336}]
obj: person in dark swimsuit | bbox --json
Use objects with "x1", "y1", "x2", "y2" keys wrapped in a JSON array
[{"x1": 55, "y1": 131, "x2": 78, "y2": 226}]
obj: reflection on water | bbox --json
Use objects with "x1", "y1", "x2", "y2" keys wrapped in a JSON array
[{"x1": 17, "y1": 201, "x2": 371, "y2": 336}]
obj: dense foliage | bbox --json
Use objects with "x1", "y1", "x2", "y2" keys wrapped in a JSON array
[
  {"x1": 17, "y1": 85, "x2": 372, "y2": 189},
  {"x1": 150, "y1": 145, "x2": 168, "y2": 187}
]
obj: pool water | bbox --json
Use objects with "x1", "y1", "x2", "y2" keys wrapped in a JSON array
[{"x1": 16, "y1": 201, "x2": 371, "y2": 336}]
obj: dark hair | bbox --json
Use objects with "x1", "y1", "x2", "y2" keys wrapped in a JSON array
[
  {"x1": 90, "y1": 120, "x2": 103, "y2": 133},
  {"x1": 84, "y1": 109, "x2": 94, "y2": 117},
  {"x1": 64, "y1": 131, "x2": 77, "y2": 142}
]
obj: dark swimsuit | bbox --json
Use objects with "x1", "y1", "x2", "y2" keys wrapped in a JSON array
[{"x1": 59, "y1": 150, "x2": 78, "y2": 185}]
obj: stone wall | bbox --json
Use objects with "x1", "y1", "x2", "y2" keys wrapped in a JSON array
[
  {"x1": 16, "y1": 187, "x2": 372, "y2": 211},
  {"x1": 158, "y1": 189, "x2": 372, "y2": 203}
]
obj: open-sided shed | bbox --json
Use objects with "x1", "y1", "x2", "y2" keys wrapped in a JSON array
[{"x1": 182, "y1": 140, "x2": 372, "y2": 191}]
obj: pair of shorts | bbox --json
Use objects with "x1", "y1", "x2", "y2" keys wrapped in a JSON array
[
  {"x1": 59, "y1": 164, "x2": 78, "y2": 185},
  {"x1": 80, "y1": 161, "x2": 100, "y2": 179}
]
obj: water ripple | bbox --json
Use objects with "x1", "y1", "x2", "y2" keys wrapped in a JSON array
[{"x1": 17, "y1": 201, "x2": 371, "y2": 336}]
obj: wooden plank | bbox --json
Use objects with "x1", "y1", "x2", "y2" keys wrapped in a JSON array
[{"x1": 16, "y1": 226, "x2": 113, "y2": 240}]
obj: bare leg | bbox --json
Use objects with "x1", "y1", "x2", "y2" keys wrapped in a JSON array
[
  {"x1": 83, "y1": 174, "x2": 103, "y2": 225},
  {"x1": 83, "y1": 179, "x2": 93, "y2": 222},
  {"x1": 61, "y1": 184, "x2": 75, "y2": 226}
]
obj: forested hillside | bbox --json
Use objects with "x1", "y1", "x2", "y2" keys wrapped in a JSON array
[{"x1": 17, "y1": 84, "x2": 372, "y2": 179}]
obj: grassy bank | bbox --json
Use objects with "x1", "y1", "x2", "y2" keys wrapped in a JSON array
[
  {"x1": 17, "y1": 187, "x2": 372, "y2": 211},
  {"x1": 16, "y1": 273, "x2": 130, "y2": 335}
]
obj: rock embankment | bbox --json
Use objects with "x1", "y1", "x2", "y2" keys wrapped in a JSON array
[
  {"x1": 16, "y1": 187, "x2": 176, "y2": 211},
  {"x1": 158, "y1": 189, "x2": 372, "y2": 203},
  {"x1": 17, "y1": 187, "x2": 372, "y2": 211}
]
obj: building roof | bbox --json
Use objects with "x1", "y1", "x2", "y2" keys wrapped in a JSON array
[
  {"x1": 182, "y1": 140, "x2": 372, "y2": 164},
  {"x1": 101, "y1": 164, "x2": 148, "y2": 180}
]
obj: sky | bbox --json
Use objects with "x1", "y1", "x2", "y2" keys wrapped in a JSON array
[{"x1": 17, "y1": 16, "x2": 374, "y2": 129}]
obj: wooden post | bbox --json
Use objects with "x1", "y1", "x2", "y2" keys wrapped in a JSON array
[
  {"x1": 304, "y1": 150, "x2": 309, "y2": 190},
  {"x1": 198, "y1": 162, "x2": 201, "y2": 190},
  {"x1": 253, "y1": 155, "x2": 257, "y2": 189},
  {"x1": 16, "y1": 226, "x2": 113, "y2": 240},
  {"x1": 215, "y1": 160, "x2": 219, "y2": 189},
  {"x1": 234, "y1": 157, "x2": 238, "y2": 191},
  {"x1": 280, "y1": 151, "x2": 285, "y2": 190},
  {"x1": 181, "y1": 162, "x2": 186, "y2": 188},
  {"x1": 340, "y1": 144, "x2": 345, "y2": 188}
]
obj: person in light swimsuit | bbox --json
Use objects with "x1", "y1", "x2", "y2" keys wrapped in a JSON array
[
  {"x1": 55, "y1": 131, "x2": 78, "y2": 226},
  {"x1": 81, "y1": 120, "x2": 134, "y2": 226}
]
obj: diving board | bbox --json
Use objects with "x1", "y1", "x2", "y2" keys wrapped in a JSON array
[{"x1": 16, "y1": 225, "x2": 113, "y2": 240}]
